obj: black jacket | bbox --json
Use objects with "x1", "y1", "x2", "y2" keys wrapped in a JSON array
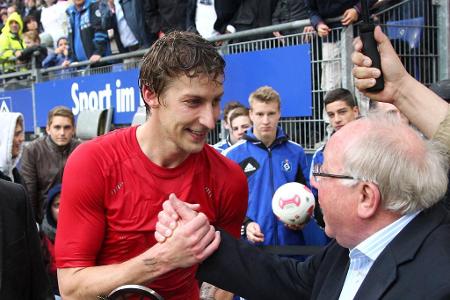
[
  {"x1": 198, "y1": 203, "x2": 450, "y2": 299},
  {"x1": 0, "y1": 179, "x2": 52, "y2": 299}
]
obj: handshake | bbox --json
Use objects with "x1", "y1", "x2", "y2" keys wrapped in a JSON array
[{"x1": 152, "y1": 194, "x2": 221, "y2": 269}]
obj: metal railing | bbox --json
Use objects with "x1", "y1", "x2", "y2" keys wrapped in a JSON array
[{"x1": 0, "y1": 0, "x2": 446, "y2": 151}]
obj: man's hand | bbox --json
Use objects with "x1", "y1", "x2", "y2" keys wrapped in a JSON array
[
  {"x1": 341, "y1": 8, "x2": 358, "y2": 26},
  {"x1": 89, "y1": 54, "x2": 102, "y2": 64},
  {"x1": 245, "y1": 222, "x2": 264, "y2": 243},
  {"x1": 317, "y1": 23, "x2": 331, "y2": 37},
  {"x1": 155, "y1": 194, "x2": 200, "y2": 242},
  {"x1": 152, "y1": 194, "x2": 220, "y2": 270},
  {"x1": 352, "y1": 26, "x2": 410, "y2": 103}
]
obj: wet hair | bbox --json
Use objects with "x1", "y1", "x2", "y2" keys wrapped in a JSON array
[{"x1": 138, "y1": 31, "x2": 225, "y2": 115}]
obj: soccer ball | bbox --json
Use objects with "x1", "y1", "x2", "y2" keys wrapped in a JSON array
[{"x1": 272, "y1": 182, "x2": 315, "y2": 226}]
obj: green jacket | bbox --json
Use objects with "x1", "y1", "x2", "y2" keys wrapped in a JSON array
[{"x1": 0, "y1": 12, "x2": 24, "y2": 73}]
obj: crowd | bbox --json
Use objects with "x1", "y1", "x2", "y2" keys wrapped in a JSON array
[
  {"x1": 0, "y1": 1, "x2": 449, "y2": 300},
  {"x1": 0, "y1": 0, "x2": 398, "y2": 75}
]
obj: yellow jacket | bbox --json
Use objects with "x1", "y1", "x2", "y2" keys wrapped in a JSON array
[{"x1": 0, "y1": 12, "x2": 25, "y2": 72}]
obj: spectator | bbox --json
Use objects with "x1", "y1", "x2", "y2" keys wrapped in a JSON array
[
  {"x1": 41, "y1": 184, "x2": 62, "y2": 298},
  {"x1": 21, "y1": 106, "x2": 80, "y2": 224},
  {"x1": 65, "y1": 0, "x2": 111, "y2": 66},
  {"x1": 214, "y1": 0, "x2": 278, "y2": 41},
  {"x1": 223, "y1": 86, "x2": 328, "y2": 254},
  {"x1": 18, "y1": 29, "x2": 47, "y2": 68},
  {"x1": 42, "y1": 36, "x2": 68, "y2": 68},
  {"x1": 309, "y1": 88, "x2": 359, "y2": 227},
  {"x1": 0, "y1": 11, "x2": 25, "y2": 73},
  {"x1": 55, "y1": 31, "x2": 247, "y2": 299},
  {"x1": 102, "y1": 0, "x2": 155, "y2": 53},
  {"x1": 213, "y1": 101, "x2": 246, "y2": 153},
  {"x1": 23, "y1": 14, "x2": 41, "y2": 33},
  {"x1": 158, "y1": 112, "x2": 450, "y2": 300},
  {"x1": 306, "y1": 0, "x2": 377, "y2": 90},
  {"x1": 272, "y1": 0, "x2": 310, "y2": 38},
  {"x1": 192, "y1": 0, "x2": 218, "y2": 39},
  {"x1": 0, "y1": 179, "x2": 53, "y2": 299},
  {"x1": 0, "y1": 112, "x2": 25, "y2": 184},
  {"x1": 228, "y1": 106, "x2": 252, "y2": 143},
  {"x1": 40, "y1": 0, "x2": 69, "y2": 48},
  {"x1": 146, "y1": 0, "x2": 192, "y2": 36},
  {"x1": 23, "y1": 0, "x2": 41, "y2": 26}
]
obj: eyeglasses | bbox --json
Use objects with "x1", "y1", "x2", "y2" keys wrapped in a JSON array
[{"x1": 312, "y1": 164, "x2": 355, "y2": 182}]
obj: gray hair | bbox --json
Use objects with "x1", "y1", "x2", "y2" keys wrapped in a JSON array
[{"x1": 341, "y1": 112, "x2": 448, "y2": 214}]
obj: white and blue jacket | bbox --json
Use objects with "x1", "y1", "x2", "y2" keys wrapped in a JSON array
[{"x1": 223, "y1": 127, "x2": 328, "y2": 249}]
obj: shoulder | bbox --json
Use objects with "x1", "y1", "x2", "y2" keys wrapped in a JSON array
[
  {"x1": 222, "y1": 139, "x2": 248, "y2": 157},
  {"x1": 0, "y1": 180, "x2": 27, "y2": 211},
  {"x1": 203, "y1": 145, "x2": 246, "y2": 179},
  {"x1": 22, "y1": 136, "x2": 46, "y2": 154},
  {"x1": 70, "y1": 127, "x2": 133, "y2": 160}
]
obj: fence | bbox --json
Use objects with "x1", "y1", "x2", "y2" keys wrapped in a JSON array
[{"x1": 0, "y1": 0, "x2": 447, "y2": 152}]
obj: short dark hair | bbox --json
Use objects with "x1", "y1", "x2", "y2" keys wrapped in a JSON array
[
  {"x1": 223, "y1": 101, "x2": 245, "y2": 124},
  {"x1": 139, "y1": 31, "x2": 225, "y2": 115},
  {"x1": 47, "y1": 106, "x2": 74, "y2": 127},
  {"x1": 324, "y1": 88, "x2": 357, "y2": 108}
]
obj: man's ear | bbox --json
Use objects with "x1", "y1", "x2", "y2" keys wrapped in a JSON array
[
  {"x1": 357, "y1": 182, "x2": 380, "y2": 219},
  {"x1": 141, "y1": 85, "x2": 159, "y2": 109}
]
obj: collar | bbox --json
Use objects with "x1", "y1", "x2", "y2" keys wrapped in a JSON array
[{"x1": 351, "y1": 211, "x2": 420, "y2": 262}]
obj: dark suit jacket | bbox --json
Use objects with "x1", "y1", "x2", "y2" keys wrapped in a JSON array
[
  {"x1": 0, "y1": 180, "x2": 52, "y2": 299},
  {"x1": 198, "y1": 204, "x2": 450, "y2": 299}
]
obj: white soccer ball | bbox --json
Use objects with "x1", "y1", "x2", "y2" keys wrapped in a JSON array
[{"x1": 272, "y1": 182, "x2": 315, "y2": 226}]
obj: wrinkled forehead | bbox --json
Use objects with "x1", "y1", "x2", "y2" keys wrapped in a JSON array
[{"x1": 324, "y1": 119, "x2": 367, "y2": 167}]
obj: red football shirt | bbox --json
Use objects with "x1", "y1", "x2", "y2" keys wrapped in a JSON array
[{"x1": 55, "y1": 126, "x2": 248, "y2": 299}]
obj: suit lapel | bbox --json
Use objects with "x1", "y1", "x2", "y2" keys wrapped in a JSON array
[
  {"x1": 354, "y1": 204, "x2": 447, "y2": 299},
  {"x1": 316, "y1": 247, "x2": 349, "y2": 300}
]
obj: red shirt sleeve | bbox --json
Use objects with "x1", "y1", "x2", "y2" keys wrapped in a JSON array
[{"x1": 55, "y1": 141, "x2": 107, "y2": 268}]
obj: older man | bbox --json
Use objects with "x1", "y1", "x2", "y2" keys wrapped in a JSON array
[{"x1": 156, "y1": 112, "x2": 450, "y2": 299}]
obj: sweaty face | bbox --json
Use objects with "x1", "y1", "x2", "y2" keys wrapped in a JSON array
[
  {"x1": 150, "y1": 74, "x2": 223, "y2": 155},
  {"x1": 249, "y1": 101, "x2": 280, "y2": 146},
  {"x1": 230, "y1": 115, "x2": 251, "y2": 143},
  {"x1": 46, "y1": 116, "x2": 75, "y2": 146},
  {"x1": 12, "y1": 121, "x2": 25, "y2": 158},
  {"x1": 326, "y1": 100, "x2": 359, "y2": 131}
]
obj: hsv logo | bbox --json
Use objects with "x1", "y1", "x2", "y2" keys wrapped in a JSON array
[
  {"x1": 279, "y1": 194, "x2": 301, "y2": 209},
  {"x1": 239, "y1": 157, "x2": 260, "y2": 178},
  {"x1": 281, "y1": 159, "x2": 292, "y2": 172}
]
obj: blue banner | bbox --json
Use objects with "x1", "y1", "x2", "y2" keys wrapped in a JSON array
[
  {"x1": 223, "y1": 44, "x2": 312, "y2": 117},
  {"x1": 6, "y1": 44, "x2": 313, "y2": 132},
  {"x1": 35, "y1": 69, "x2": 142, "y2": 127},
  {"x1": 0, "y1": 88, "x2": 34, "y2": 132}
]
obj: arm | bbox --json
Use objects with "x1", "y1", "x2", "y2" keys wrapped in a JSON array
[
  {"x1": 155, "y1": 197, "x2": 315, "y2": 299},
  {"x1": 89, "y1": 2, "x2": 109, "y2": 59},
  {"x1": 20, "y1": 143, "x2": 39, "y2": 221},
  {"x1": 213, "y1": 0, "x2": 241, "y2": 33},
  {"x1": 352, "y1": 26, "x2": 449, "y2": 138},
  {"x1": 56, "y1": 145, "x2": 219, "y2": 299}
]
